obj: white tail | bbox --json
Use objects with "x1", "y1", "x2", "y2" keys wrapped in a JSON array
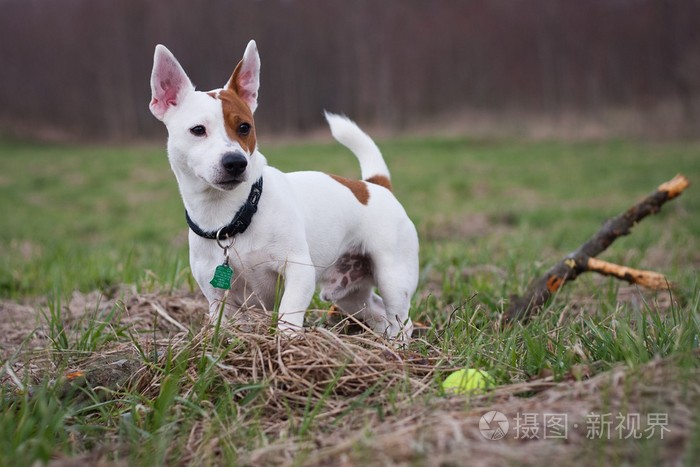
[{"x1": 324, "y1": 112, "x2": 390, "y2": 183}]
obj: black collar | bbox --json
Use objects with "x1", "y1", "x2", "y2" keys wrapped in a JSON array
[{"x1": 185, "y1": 176, "x2": 263, "y2": 240}]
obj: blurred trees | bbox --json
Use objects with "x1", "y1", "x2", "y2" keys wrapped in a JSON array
[{"x1": 0, "y1": 0, "x2": 698, "y2": 140}]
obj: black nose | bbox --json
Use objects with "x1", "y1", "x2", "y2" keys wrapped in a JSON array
[{"x1": 221, "y1": 152, "x2": 247, "y2": 176}]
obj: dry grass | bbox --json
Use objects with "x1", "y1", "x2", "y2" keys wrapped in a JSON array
[
  {"x1": 306, "y1": 355, "x2": 700, "y2": 466},
  {"x1": 2, "y1": 289, "x2": 699, "y2": 466}
]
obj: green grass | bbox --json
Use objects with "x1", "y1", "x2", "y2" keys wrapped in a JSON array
[
  {"x1": 2, "y1": 137, "x2": 698, "y2": 297},
  {"x1": 1, "y1": 136, "x2": 699, "y2": 464}
]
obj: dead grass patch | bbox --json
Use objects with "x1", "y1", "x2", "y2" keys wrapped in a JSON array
[
  {"x1": 1, "y1": 289, "x2": 698, "y2": 465},
  {"x1": 303, "y1": 355, "x2": 699, "y2": 467},
  {"x1": 422, "y1": 213, "x2": 517, "y2": 242}
]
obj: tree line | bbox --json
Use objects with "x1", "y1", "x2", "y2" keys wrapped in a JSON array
[{"x1": 0, "y1": 0, "x2": 698, "y2": 140}]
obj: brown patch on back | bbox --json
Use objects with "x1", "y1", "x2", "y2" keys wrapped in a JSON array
[
  {"x1": 217, "y1": 89, "x2": 257, "y2": 153},
  {"x1": 366, "y1": 174, "x2": 392, "y2": 191},
  {"x1": 329, "y1": 175, "x2": 370, "y2": 205}
]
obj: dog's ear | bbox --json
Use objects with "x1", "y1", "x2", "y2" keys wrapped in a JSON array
[
  {"x1": 226, "y1": 40, "x2": 260, "y2": 113},
  {"x1": 149, "y1": 45, "x2": 194, "y2": 121}
]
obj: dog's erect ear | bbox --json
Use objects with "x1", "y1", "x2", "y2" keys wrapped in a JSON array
[
  {"x1": 149, "y1": 45, "x2": 194, "y2": 121},
  {"x1": 226, "y1": 40, "x2": 260, "y2": 113}
]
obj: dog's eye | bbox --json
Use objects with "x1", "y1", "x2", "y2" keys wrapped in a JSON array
[
  {"x1": 237, "y1": 123, "x2": 251, "y2": 136},
  {"x1": 190, "y1": 125, "x2": 207, "y2": 137}
]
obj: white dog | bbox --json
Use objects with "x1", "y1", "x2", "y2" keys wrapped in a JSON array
[{"x1": 149, "y1": 40, "x2": 419, "y2": 339}]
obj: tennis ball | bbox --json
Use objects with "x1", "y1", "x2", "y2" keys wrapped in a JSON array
[{"x1": 442, "y1": 368, "x2": 494, "y2": 394}]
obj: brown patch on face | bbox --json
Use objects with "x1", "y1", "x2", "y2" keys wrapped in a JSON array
[
  {"x1": 366, "y1": 174, "x2": 392, "y2": 191},
  {"x1": 329, "y1": 175, "x2": 370, "y2": 205},
  {"x1": 206, "y1": 91, "x2": 218, "y2": 99},
  {"x1": 217, "y1": 89, "x2": 257, "y2": 153}
]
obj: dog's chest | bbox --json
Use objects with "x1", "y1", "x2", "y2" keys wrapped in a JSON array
[{"x1": 191, "y1": 237, "x2": 275, "y2": 279}]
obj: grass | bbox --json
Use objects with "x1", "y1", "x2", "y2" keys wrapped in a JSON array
[{"x1": 0, "y1": 135, "x2": 699, "y2": 465}]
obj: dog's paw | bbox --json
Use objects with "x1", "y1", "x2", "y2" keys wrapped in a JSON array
[
  {"x1": 276, "y1": 321, "x2": 305, "y2": 340},
  {"x1": 384, "y1": 318, "x2": 413, "y2": 348}
]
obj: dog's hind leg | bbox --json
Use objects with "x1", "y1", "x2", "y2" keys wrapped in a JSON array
[{"x1": 372, "y1": 256, "x2": 418, "y2": 341}]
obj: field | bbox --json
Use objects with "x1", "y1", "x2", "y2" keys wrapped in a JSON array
[{"x1": 1, "y1": 136, "x2": 699, "y2": 465}]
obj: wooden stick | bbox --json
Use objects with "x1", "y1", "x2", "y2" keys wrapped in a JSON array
[
  {"x1": 502, "y1": 174, "x2": 689, "y2": 324},
  {"x1": 586, "y1": 257, "x2": 670, "y2": 290}
]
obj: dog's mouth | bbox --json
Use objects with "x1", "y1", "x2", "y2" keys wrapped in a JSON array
[
  {"x1": 214, "y1": 178, "x2": 245, "y2": 190},
  {"x1": 216, "y1": 180, "x2": 242, "y2": 190}
]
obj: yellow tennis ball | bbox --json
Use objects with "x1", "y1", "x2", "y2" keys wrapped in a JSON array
[{"x1": 442, "y1": 368, "x2": 494, "y2": 394}]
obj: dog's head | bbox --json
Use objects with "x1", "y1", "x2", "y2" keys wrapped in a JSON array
[{"x1": 149, "y1": 41, "x2": 260, "y2": 191}]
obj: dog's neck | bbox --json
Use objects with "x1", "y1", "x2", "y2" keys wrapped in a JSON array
[{"x1": 174, "y1": 151, "x2": 267, "y2": 233}]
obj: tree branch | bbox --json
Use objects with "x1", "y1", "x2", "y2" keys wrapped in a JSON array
[{"x1": 502, "y1": 174, "x2": 690, "y2": 324}]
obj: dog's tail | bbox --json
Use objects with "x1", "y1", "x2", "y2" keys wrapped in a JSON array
[{"x1": 324, "y1": 111, "x2": 393, "y2": 191}]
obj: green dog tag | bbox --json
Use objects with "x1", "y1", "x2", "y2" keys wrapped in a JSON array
[{"x1": 209, "y1": 264, "x2": 233, "y2": 290}]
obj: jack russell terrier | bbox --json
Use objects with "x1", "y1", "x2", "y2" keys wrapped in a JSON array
[{"x1": 149, "y1": 40, "x2": 419, "y2": 339}]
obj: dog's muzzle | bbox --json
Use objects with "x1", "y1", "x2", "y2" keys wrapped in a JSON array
[{"x1": 221, "y1": 152, "x2": 248, "y2": 177}]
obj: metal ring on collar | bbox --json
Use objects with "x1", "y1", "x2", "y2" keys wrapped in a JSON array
[{"x1": 215, "y1": 228, "x2": 235, "y2": 250}]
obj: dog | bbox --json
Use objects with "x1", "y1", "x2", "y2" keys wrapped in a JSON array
[{"x1": 148, "y1": 40, "x2": 419, "y2": 339}]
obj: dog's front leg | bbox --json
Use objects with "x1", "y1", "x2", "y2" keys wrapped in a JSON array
[{"x1": 276, "y1": 256, "x2": 316, "y2": 334}]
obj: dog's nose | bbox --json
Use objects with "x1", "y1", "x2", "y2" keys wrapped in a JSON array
[{"x1": 221, "y1": 152, "x2": 247, "y2": 176}]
